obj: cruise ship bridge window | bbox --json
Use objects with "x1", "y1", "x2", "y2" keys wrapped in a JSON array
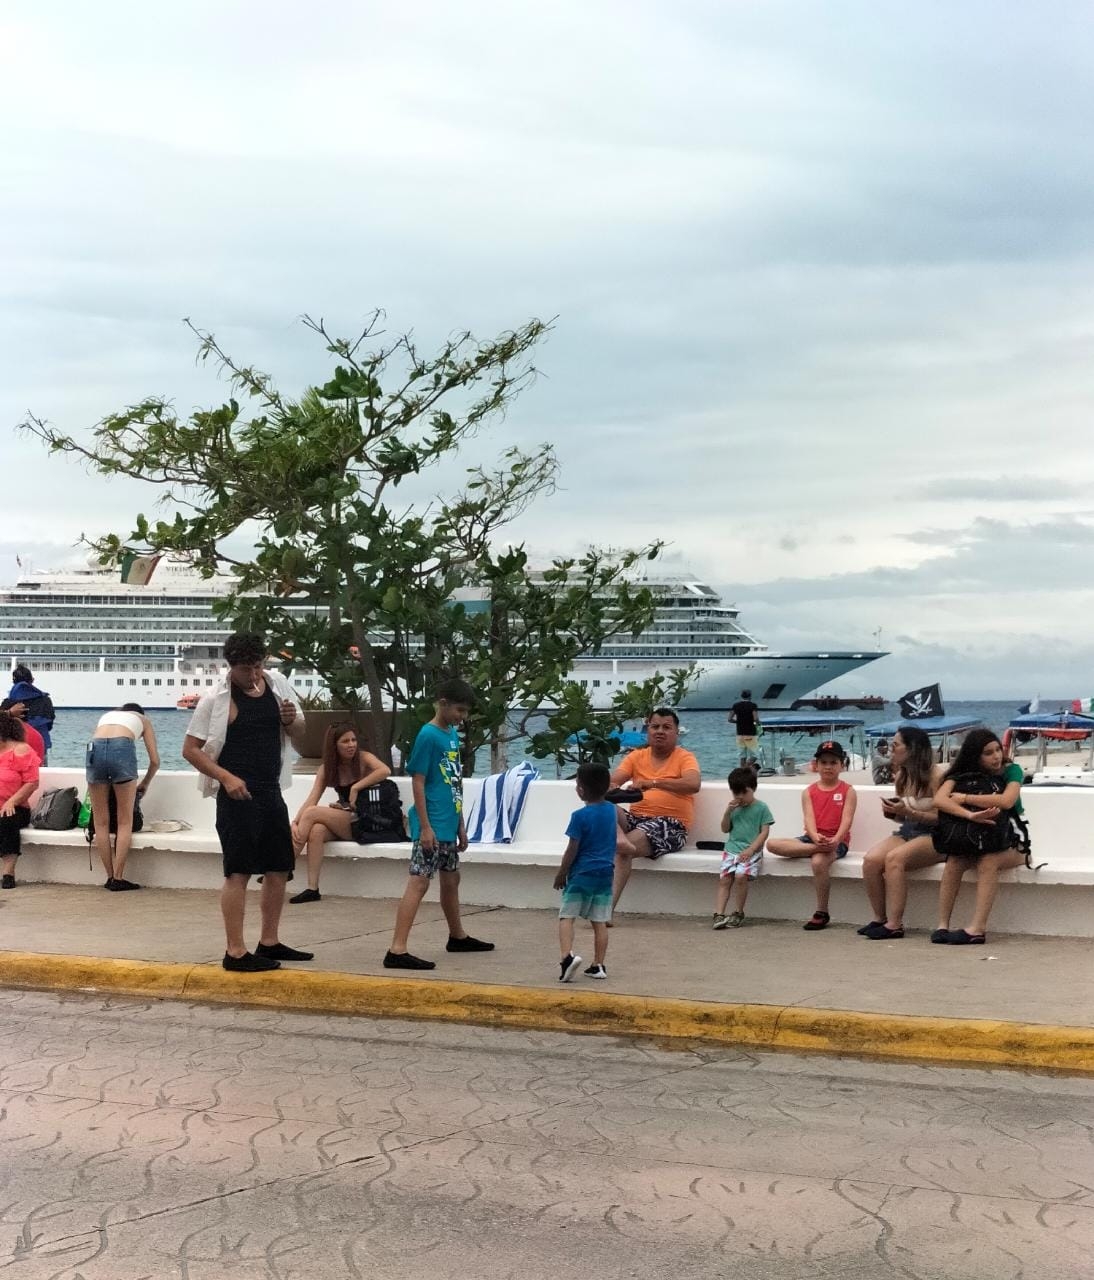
[{"x1": 762, "y1": 683, "x2": 786, "y2": 700}]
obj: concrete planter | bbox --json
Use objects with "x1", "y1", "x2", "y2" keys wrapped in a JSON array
[{"x1": 296, "y1": 709, "x2": 394, "y2": 759}]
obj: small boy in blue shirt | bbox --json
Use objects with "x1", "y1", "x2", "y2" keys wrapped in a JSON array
[
  {"x1": 383, "y1": 678, "x2": 494, "y2": 971},
  {"x1": 554, "y1": 762, "x2": 628, "y2": 981}
]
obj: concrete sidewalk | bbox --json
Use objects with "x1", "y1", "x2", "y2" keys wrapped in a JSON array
[{"x1": 2, "y1": 883, "x2": 1093, "y2": 1071}]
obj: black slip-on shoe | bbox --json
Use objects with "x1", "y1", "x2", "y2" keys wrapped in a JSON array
[
  {"x1": 289, "y1": 888, "x2": 321, "y2": 904},
  {"x1": 223, "y1": 952, "x2": 280, "y2": 972},
  {"x1": 446, "y1": 935, "x2": 495, "y2": 953},
  {"x1": 1, "y1": 875, "x2": 15, "y2": 890},
  {"x1": 383, "y1": 950, "x2": 436, "y2": 970},
  {"x1": 255, "y1": 942, "x2": 314, "y2": 962}
]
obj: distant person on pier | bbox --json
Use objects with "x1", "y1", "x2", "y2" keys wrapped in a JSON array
[
  {"x1": 383, "y1": 678, "x2": 494, "y2": 970},
  {"x1": 3, "y1": 665, "x2": 55, "y2": 762},
  {"x1": 182, "y1": 632, "x2": 313, "y2": 973},
  {"x1": 870, "y1": 737, "x2": 893, "y2": 785},
  {"x1": 0, "y1": 710, "x2": 40, "y2": 890},
  {"x1": 86, "y1": 702, "x2": 160, "y2": 890},
  {"x1": 859, "y1": 727, "x2": 943, "y2": 939},
  {"x1": 290, "y1": 722, "x2": 391, "y2": 903},
  {"x1": 610, "y1": 708, "x2": 702, "y2": 914},
  {"x1": 728, "y1": 689, "x2": 760, "y2": 768}
]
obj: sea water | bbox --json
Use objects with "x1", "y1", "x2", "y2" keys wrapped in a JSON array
[{"x1": 44, "y1": 701, "x2": 1040, "y2": 778}]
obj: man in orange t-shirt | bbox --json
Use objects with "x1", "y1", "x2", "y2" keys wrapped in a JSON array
[{"x1": 610, "y1": 707, "x2": 701, "y2": 910}]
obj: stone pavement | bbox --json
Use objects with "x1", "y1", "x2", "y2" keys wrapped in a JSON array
[
  {"x1": 2, "y1": 883, "x2": 1094, "y2": 1027},
  {"x1": 1, "y1": 987, "x2": 1093, "y2": 1279}
]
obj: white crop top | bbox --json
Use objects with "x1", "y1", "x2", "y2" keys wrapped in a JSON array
[{"x1": 95, "y1": 710, "x2": 145, "y2": 737}]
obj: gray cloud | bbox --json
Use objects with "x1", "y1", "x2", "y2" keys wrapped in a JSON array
[
  {"x1": 2, "y1": 1, "x2": 1094, "y2": 696},
  {"x1": 921, "y1": 477, "x2": 1083, "y2": 502}
]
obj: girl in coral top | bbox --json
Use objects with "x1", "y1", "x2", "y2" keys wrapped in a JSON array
[
  {"x1": 767, "y1": 740, "x2": 857, "y2": 930},
  {"x1": 0, "y1": 710, "x2": 41, "y2": 890}
]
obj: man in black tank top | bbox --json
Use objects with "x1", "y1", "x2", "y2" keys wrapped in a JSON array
[{"x1": 183, "y1": 633, "x2": 313, "y2": 973}]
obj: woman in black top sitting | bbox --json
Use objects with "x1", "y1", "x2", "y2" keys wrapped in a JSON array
[{"x1": 290, "y1": 722, "x2": 390, "y2": 903}]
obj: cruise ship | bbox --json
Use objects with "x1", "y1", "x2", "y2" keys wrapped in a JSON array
[{"x1": 0, "y1": 561, "x2": 885, "y2": 711}]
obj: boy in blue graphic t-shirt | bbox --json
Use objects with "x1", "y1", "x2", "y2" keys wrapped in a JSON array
[
  {"x1": 553, "y1": 762, "x2": 632, "y2": 982},
  {"x1": 383, "y1": 679, "x2": 495, "y2": 972}
]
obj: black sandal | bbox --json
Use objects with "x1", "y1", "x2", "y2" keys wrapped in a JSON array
[
  {"x1": 941, "y1": 929, "x2": 985, "y2": 945},
  {"x1": 803, "y1": 911, "x2": 830, "y2": 931}
]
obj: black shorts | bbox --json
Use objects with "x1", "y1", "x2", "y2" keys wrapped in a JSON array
[
  {"x1": 0, "y1": 807, "x2": 30, "y2": 857},
  {"x1": 215, "y1": 787, "x2": 294, "y2": 880}
]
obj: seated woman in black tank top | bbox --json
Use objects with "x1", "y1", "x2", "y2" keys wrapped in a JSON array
[{"x1": 289, "y1": 722, "x2": 390, "y2": 902}]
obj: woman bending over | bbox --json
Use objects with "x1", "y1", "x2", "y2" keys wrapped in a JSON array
[
  {"x1": 290, "y1": 722, "x2": 390, "y2": 903},
  {"x1": 86, "y1": 703, "x2": 160, "y2": 890},
  {"x1": 859, "y1": 726, "x2": 945, "y2": 939},
  {"x1": 931, "y1": 728, "x2": 1025, "y2": 945}
]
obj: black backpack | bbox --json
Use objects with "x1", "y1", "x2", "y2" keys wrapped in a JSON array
[
  {"x1": 933, "y1": 771, "x2": 1032, "y2": 864},
  {"x1": 354, "y1": 780, "x2": 407, "y2": 844},
  {"x1": 86, "y1": 791, "x2": 144, "y2": 842}
]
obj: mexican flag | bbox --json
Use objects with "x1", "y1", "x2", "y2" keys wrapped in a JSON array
[{"x1": 119, "y1": 553, "x2": 161, "y2": 586}]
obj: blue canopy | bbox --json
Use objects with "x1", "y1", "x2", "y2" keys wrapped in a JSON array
[
  {"x1": 760, "y1": 712, "x2": 866, "y2": 731},
  {"x1": 565, "y1": 728, "x2": 648, "y2": 749},
  {"x1": 1008, "y1": 712, "x2": 1094, "y2": 732},
  {"x1": 865, "y1": 716, "x2": 982, "y2": 738}
]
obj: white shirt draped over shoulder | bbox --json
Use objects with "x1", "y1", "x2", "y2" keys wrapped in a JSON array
[{"x1": 185, "y1": 671, "x2": 304, "y2": 797}]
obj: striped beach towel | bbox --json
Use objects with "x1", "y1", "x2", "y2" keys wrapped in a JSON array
[{"x1": 466, "y1": 761, "x2": 540, "y2": 844}]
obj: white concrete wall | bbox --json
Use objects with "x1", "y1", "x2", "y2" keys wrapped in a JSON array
[{"x1": 17, "y1": 769, "x2": 1094, "y2": 937}]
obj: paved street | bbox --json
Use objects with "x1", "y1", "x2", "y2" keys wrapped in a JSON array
[{"x1": 1, "y1": 990, "x2": 1092, "y2": 1278}]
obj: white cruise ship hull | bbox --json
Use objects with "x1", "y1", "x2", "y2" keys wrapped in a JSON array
[
  {"x1": 11, "y1": 651, "x2": 882, "y2": 712},
  {"x1": 0, "y1": 562, "x2": 885, "y2": 712}
]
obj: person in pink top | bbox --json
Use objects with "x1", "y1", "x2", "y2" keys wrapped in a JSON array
[
  {"x1": 0, "y1": 709, "x2": 41, "y2": 889},
  {"x1": 767, "y1": 739, "x2": 857, "y2": 930}
]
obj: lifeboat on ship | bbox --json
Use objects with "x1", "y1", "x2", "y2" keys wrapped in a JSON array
[{"x1": 176, "y1": 693, "x2": 201, "y2": 711}]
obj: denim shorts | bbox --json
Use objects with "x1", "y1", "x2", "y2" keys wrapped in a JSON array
[
  {"x1": 86, "y1": 738, "x2": 138, "y2": 785},
  {"x1": 897, "y1": 820, "x2": 936, "y2": 842}
]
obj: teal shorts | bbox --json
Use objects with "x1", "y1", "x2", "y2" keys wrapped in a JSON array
[{"x1": 559, "y1": 878, "x2": 613, "y2": 922}]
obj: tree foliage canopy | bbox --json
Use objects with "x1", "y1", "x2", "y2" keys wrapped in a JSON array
[{"x1": 23, "y1": 313, "x2": 691, "y2": 766}]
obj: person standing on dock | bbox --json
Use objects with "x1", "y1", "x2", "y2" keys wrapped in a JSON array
[
  {"x1": 182, "y1": 632, "x2": 314, "y2": 973},
  {"x1": 728, "y1": 689, "x2": 761, "y2": 769}
]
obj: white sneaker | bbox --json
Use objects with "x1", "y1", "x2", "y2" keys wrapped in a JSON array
[
  {"x1": 559, "y1": 953, "x2": 582, "y2": 982},
  {"x1": 583, "y1": 963, "x2": 608, "y2": 979}
]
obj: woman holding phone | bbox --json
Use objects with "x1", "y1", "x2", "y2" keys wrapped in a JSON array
[{"x1": 858, "y1": 726, "x2": 944, "y2": 939}]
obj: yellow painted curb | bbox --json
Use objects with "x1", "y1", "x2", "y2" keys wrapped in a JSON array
[{"x1": 2, "y1": 950, "x2": 1093, "y2": 1074}]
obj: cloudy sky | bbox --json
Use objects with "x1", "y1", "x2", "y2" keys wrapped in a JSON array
[{"x1": 3, "y1": 1, "x2": 1093, "y2": 698}]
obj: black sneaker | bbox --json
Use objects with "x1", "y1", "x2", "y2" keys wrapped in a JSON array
[
  {"x1": 223, "y1": 951, "x2": 280, "y2": 972},
  {"x1": 289, "y1": 888, "x2": 321, "y2": 904},
  {"x1": 111, "y1": 878, "x2": 141, "y2": 891},
  {"x1": 1, "y1": 874, "x2": 15, "y2": 890},
  {"x1": 583, "y1": 963, "x2": 608, "y2": 979},
  {"x1": 559, "y1": 953, "x2": 582, "y2": 982},
  {"x1": 383, "y1": 950, "x2": 436, "y2": 970},
  {"x1": 446, "y1": 935, "x2": 495, "y2": 952},
  {"x1": 255, "y1": 941, "x2": 314, "y2": 962}
]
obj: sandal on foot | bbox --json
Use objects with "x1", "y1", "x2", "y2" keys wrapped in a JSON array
[
  {"x1": 865, "y1": 923, "x2": 905, "y2": 940},
  {"x1": 803, "y1": 911, "x2": 830, "y2": 931}
]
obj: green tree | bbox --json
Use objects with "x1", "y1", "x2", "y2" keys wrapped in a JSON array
[
  {"x1": 528, "y1": 670, "x2": 695, "y2": 773},
  {"x1": 23, "y1": 314, "x2": 686, "y2": 766}
]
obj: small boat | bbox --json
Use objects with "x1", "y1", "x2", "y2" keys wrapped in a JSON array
[
  {"x1": 1006, "y1": 712, "x2": 1094, "y2": 785},
  {"x1": 176, "y1": 693, "x2": 201, "y2": 711}
]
